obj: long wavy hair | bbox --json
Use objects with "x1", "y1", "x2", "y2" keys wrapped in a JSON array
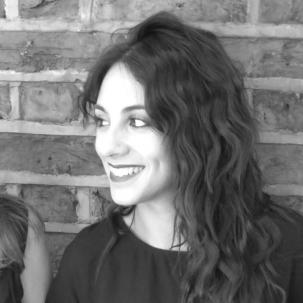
[
  {"x1": 80, "y1": 11, "x2": 286, "y2": 303},
  {"x1": 0, "y1": 195, "x2": 43, "y2": 274}
]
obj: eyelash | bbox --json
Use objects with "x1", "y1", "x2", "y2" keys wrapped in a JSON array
[
  {"x1": 94, "y1": 117, "x2": 108, "y2": 128},
  {"x1": 129, "y1": 117, "x2": 149, "y2": 128},
  {"x1": 94, "y1": 117, "x2": 149, "y2": 128}
]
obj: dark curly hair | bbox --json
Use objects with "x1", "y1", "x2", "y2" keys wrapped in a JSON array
[{"x1": 80, "y1": 11, "x2": 286, "y2": 303}]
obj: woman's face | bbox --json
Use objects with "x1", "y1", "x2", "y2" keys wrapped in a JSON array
[{"x1": 94, "y1": 63, "x2": 177, "y2": 207}]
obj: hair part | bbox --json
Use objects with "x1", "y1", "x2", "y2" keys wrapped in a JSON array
[{"x1": 80, "y1": 11, "x2": 286, "y2": 303}]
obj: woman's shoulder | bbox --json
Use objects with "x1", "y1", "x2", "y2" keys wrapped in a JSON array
[
  {"x1": 27, "y1": 207, "x2": 44, "y2": 237},
  {"x1": 63, "y1": 216, "x2": 115, "y2": 262},
  {"x1": 76, "y1": 216, "x2": 114, "y2": 243},
  {"x1": 269, "y1": 206, "x2": 303, "y2": 254},
  {"x1": 273, "y1": 207, "x2": 303, "y2": 233}
]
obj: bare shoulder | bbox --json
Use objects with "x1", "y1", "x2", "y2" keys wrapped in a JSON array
[{"x1": 27, "y1": 207, "x2": 45, "y2": 239}]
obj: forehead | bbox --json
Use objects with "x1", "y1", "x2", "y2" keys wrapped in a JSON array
[{"x1": 97, "y1": 63, "x2": 145, "y2": 109}]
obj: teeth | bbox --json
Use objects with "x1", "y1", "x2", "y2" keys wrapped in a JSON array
[{"x1": 110, "y1": 166, "x2": 144, "y2": 177}]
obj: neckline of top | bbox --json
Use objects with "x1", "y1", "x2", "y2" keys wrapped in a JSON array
[{"x1": 117, "y1": 214, "x2": 188, "y2": 256}]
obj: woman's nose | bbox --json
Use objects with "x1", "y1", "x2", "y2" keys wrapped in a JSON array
[{"x1": 95, "y1": 126, "x2": 128, "y2": 159}]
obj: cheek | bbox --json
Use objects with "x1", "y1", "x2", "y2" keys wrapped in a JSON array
[
  {"x1": 133, "y1": 140, "x2": 162, "y2": 161},
  {"x1": 95, "y1": 136, "x2": 106, "y2": 164},
  {"x1": 127, "y1": 135, "x2": 155, "y2": 157},
  {"x1": 95, "y1": 133, "x2": 100, "y2": 151},
  {"x1": 144, "y1": 145, "x2": 173, "y2": 173},
  {"x1": 135, "y1": 136, "x2": 172, "y2": 165}
]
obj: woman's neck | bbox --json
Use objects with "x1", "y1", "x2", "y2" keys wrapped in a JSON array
[{"x1": 124, "y1": 201, "x2": 187, "y2": 251}]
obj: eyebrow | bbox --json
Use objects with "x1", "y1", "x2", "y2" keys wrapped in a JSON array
[{"x1": 94, "y1": 104, "x2": 146, "y2": 114}]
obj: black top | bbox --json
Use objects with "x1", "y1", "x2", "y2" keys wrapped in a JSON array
[
  {"x1": 46, "y1": 210, "x2": 303, "y2": 303},
  {"x1": 0, "y1": 267, "x2": 24, "y2": 303}
]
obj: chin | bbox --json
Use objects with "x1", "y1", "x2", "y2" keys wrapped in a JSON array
[
  {"x1": 112, "y1": 199, "x2": 135, "y2": 206},
  {"x1": 110, "y1": 192, "x2": 137, "y2": 207}
]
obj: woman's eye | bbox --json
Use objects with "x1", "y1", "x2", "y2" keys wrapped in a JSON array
[
  {"x1": 129, "y1": 118, "x2": 148, "y2": 128},
  {"x1": 94, "y1": 117, "x2": 109, "y2": 127}
]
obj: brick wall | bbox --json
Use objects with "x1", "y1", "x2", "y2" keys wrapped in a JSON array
[{"x1": 0, "y1": 0, "x2": 303, "y2": 273}]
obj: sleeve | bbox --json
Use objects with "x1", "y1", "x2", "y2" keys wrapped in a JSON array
[
  {"x1": 0, "y1": 271, "x2": 12, "y2": 303},
  {"x1": 46, "y1": 241, "x2": 80, "y2": 303}
]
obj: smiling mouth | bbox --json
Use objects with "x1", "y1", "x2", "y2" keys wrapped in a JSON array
[{"x1": 108, "y1": 165, "x2": 145, "y2": 182}]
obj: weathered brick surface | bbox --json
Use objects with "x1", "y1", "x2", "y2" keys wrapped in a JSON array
[
  {"x1": 20, "y1": 82, "x2": 81, "y2": 123},
  {"x1": 0, "y1": 133, "x2": 104, "y2": 175},
  {"x1": 260, "y1": 0, "x2": 303, "y2": 24},
  {"x1": 19, "y1": 0, "x2": 42, "y2": 8},
  {"x1": 0, "y1": 184, "x2": 6, "y2": 194},
  {"x1": 93, "y1": 0, "x2": 247, "y2": 22},
  {"x1": 2, "y1": 34, "x2": 303, "y2": 78},
  {"x1": 0, "y1": 0, "x2": 5, "y2": 18},
  {"x1": 0, "y1": 32, "x2": 111, "y2": 72},
  {"x1": 221, "y1": 38, "x2": 303, "y2": 78},
  {"x1": 0, "y1": 84, "x2": 10, "y2": 119},
  {"x1": 270, "y1": 195, "x2": 303, "y2": 214},
  {"x1": 253, "y1": 90, "x2": 303, "y2": 132},
  {"x1": 46, "y1": 233, "x2": 76, "y2": 274},
  {"x1": 0, "y1": 27, "x2": 302, "y2": 79},
  {"x1": 257, "y1": 144, "x2": 303, "y2": 185},
  {"x1": 20, "y1": 0, "x2": 78, "y2": 19},
  {"x1": 22, "y1": 185, "x2": 78, "y2": 223}
]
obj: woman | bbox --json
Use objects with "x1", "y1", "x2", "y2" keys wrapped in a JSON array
[
  {"x1": 0, "y1": 195, "x2": 51, "y2": 303},
  {"x1": 46, "y1": 12, "x2": 303, "y2": 303}
]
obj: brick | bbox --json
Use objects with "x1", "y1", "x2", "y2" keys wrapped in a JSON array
[
  {"x1": 221, "y1": 38, "x2": 303, "y2": 78},
  {"x1": 20, "y1": 0, "x2": 42, "y2": 8},
  {"x1": 93, "y1": 0, "x2": 247, "y2": 22},
  {"x1": 270, "y1": 195, "x2": 303, "y2": 215},
  {"x1": 0, "y1": 0, "x2": 5, "y2": 18},
  {"x1": 0, "y1": 185, "x2": 21, "y2": 197},
  {"x1": 89, "y1": 187, "x2": 112, "y2": 220},
  {"x1": 256, "y1": 144, "x2": 303, "y2": 185},
  {"x1": 260, "y1": 0, "x2": 303, "y2": 24},
  {"x1": 0, "y1": 133, "x2": 104, "y2": 175},
  {"x1": 0, "y1": 184, "x2": 17, "y2": 195},
  {"x1": 0, "y1": 184, "x2": 6, "y2": 194},
  {"x1": 20, "y1": 0, "x2": 78, "y2": 19},
  {"x1": 253, "y1": 90, "x2": 303, "y2": 132},
  {"x1": 0, "y1": 32, "x2": 111, "y2": 72},
  {"x1": 0, "y1": 84, "x2": 10, "y2": 119},
  {"x1": 20, "y1": 82, "x2": 81, "y2": 123},
  {"x1": 46, "y1": 233, "x2": 76, "y2": 274},
  {"x1": 21, "y1": 185, "x2": 78, "y2": 223}
]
